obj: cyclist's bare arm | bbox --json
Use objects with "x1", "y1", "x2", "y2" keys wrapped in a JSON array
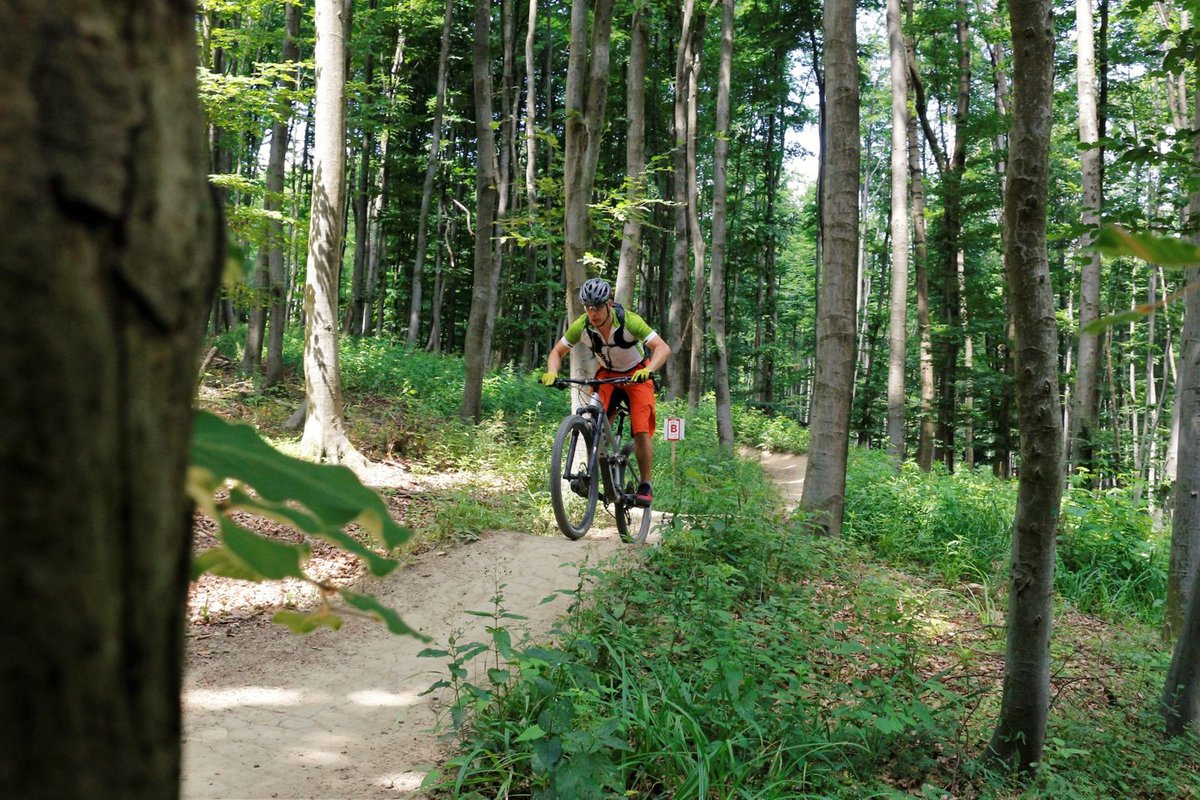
[
  {"x1": 644, "y1": 335, "x2": 671, "y2": 373},
  {"x1": 545, "y1": 339, "x2": 571, "y2": 377}
]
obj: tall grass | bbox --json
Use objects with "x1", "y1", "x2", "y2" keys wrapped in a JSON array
[{"x1": 842, "y1": 450, "x2": 1170, "y2": 626}]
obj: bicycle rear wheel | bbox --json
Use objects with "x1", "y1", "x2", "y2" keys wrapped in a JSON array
[
  {"x1": 613, "y1": 450, "x2": 651, "y2": 544},
  {"x1": 549, "y1": 415, "x2": 598, "y2": 539}
]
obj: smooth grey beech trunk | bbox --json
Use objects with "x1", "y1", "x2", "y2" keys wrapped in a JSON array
[
  {"x1": 986, "y1": 0, "x2": 1061, "y2": 772},
  {"x1": 885, "y1": 0, "x2": 910, "y2": 459},
  {"x1": 615, "y1": 7, "x2": 648, "y2": 308},
  {"x1": 1160, "y1": 64, "x2": 1200, "y2": 712},
  {"x1": 710, "y1": 0, "x2": 735, "y2": 449},
  {"x1": 562, "y1": 0, "x2": 615, "y2": 333},
  {"x1": 301, "y1": 0, "x2": 364, "y2": 468},
  {"x1": 667, "y1": 0, "x2": 697, "y2": 400},
  {"x1": 686, "y1": 15, "x2": 707, "y2": 409},
  {"x1": 1166, "y1": 264, "x2": 1200, "y2": 639},
  {"x1": 1067, "y1": 0, "x2": 1104, "y2": 479},
  {"x1": 801, "y1": 0, "x2": 859, "y2": 537},
  {"x1": 907, "y1": 15, "x2": 936, "y2": 472},
  {"x1": 1164, "y1": 256, "x2": 1200, "y2": 730},
  {"x1": 460, "y1": 0, "x2": 501, "y2": 421},
  {"x1": 0, "y1": 2, "x2": 218, "y2": 797}
]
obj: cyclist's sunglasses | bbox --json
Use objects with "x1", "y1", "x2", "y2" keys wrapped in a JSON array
[{"x1": 584, "y1": 302, "x2": 609, "y2": 312}]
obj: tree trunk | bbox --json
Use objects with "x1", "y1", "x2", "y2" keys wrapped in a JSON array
[
  {"x1": 1068, "y1": 0, "x2": 1104, "y2": 481},
  {"x1": 562, "y1": 0, "x2": 616, "y2": 388},
  {"x1": 0, "y1": 3, "x2": 219, "y2": 797},
  {"x1": 408, "y1": 0, "x2": 453, "y2": 349},
  {"x1": 615, "y1": 6, "x2": 649, "y2": 307},
  {"x1": 668, "y1": 0, "x2": 696, "y2": 400},
  {"x1": 904, "y1": 7, "x2": 936, "y2": 470},
  {"x1": 300, "y1": 0, "x2": 364, "y2": 469},
  {"x1": 986, "y1": 0, "x2": 1061, "y2": 772},
  {"x1": 686, "y1": 14, "x2": 707, "y2": 408},
  {"x1": 886, "y1": 0, "x2": 910, "y2": 459},
  {"x1": 801, "y1": 0, "x2": 859, "y2": 536},
  {"x1": 710, "y1": 0, "x2": 735, "y2": 449},
  {"x1": 261, "y1": 3, "x2": 301, "y2": 387},
  {"x1": 350, "y1": 124, "x2": 373, "y2": 336},
  {"x1": 483, "y1": 0, "x2": 518, "y2": 369},
  {"x1": 1164, "y1": 59, "x2": 1200, "y2": 646},
  {"x1": 959, "y1": 251, "x2": 975, "y2": 468},
  {"x1": 460, "y1": 0, "x2": 501, "y2": 422}
]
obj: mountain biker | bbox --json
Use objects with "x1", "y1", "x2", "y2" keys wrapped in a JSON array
[{"x1": 541, "y1": 277, "x2": 671, "y2": 507}]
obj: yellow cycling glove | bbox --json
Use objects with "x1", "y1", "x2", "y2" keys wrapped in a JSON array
[
  {"x1": 540, "y1": 371, "x2": 558, "y2": 387},
  {"x1": 631, "y1": 367, "x2": 652, "y2": 383}
]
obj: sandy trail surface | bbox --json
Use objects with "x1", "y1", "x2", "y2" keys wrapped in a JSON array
[{"x1": 182, "y1": 453, "x2": 804, "y2": 799}]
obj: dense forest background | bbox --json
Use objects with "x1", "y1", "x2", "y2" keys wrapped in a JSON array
[{"x1": 202, "y1": 0, "x2": 1186, "y2": 498}]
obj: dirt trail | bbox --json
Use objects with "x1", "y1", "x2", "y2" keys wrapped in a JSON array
[{"x1": 181, "y1": 452, "x2": 805, "y2": 800}]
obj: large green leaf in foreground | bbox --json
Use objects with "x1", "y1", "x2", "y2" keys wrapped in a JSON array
[
  {"x1": 189, "y1": 410, "x2": 410, "y2": 553},
  {"x1": 188, "y1": 410, "x2": 419, "y2": 637}
]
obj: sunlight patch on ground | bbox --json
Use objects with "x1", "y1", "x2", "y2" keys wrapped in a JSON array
[
  {"x1": 346, "y1": 688, "x2": 424, "y2": 708},
  {"x1": 375, "y1": 771, "x2": 428, "y2": 793},
  {"x1": 186, "y1": 686, "x2": 309, "y2": 710}
]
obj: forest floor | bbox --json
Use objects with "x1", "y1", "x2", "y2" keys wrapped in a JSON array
[{"x1": 181, "y1": 442, "x2": 806, "y2": 798}]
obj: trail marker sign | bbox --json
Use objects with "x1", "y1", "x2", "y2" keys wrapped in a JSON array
[{"x1": 665, "y1": 417, "x2": 685, "y2": 442}]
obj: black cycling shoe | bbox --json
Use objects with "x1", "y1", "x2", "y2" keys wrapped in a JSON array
[{"x1": 634, "y1": 482, "x2": 652, "y2": 508}]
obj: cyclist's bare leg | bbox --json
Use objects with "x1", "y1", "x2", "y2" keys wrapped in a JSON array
[{"x1": 634, "y1": 432, "x2": 653, "y2": 484}]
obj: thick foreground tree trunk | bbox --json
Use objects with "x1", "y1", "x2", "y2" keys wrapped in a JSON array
[
  {"x1": 801, "y1": 0, "x2": 859, "y2": 536},
  {"x1": 986, "y1": 0, "x2": 1061, "y2": 772},
  {"x1": 0, "y1": 3, "x2": 219, "y2": 797},
  {"x1": 1160, "y1": 61, "x2": 1200, "y2": 726}
]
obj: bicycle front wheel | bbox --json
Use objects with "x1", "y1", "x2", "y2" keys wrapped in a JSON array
[{"x1": 549, "y1": 415, "x2": 598, "y2": 539}]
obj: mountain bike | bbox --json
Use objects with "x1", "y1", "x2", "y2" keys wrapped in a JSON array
[{"x1": 547, "y1": 376, "x2": 652, "y2": 544}]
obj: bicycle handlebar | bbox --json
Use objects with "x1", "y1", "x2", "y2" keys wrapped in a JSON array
[{"x1": 551, "y1": 376, "x2": 635, "y2": 389}]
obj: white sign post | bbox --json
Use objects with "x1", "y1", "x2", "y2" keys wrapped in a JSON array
[{"x1": 664, "y1": 416, "x2": 684, "y2": 469}]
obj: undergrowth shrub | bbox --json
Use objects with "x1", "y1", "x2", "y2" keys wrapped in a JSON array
[
  {"x1": 1058, "y1": 479, "x2": 1168, "y2": 624},
  {"x1": 843, "y1": 450, "x2": 1170, "y2": 626},
  {"x1": 843, "y1": 450, "x2": 1014, "y2": 586}
]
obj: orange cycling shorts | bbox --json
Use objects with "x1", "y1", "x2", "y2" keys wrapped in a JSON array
[{"x1": 595, "y1": 363, "x2": 656, "y2": 437}]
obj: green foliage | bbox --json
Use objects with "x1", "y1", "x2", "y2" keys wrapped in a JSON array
[
  {"x1": 430, "y1": 488, "x2": 551, "y2": 542},
  {"x1": 843, "y1": 451, "x2": 1015, "y2": 586},
  {"x1": 420, "y1": 469, "x2": 964, "y2": 798},
  {"x1": 842, "y1": 450, "x2": 1170, "y2": 626},
  {"x1": 1058, "y1": 478, "x2": 1168, "y2": 624},
  {"x1": 420, "y1": 445, "x2": 1197, "y2": 799},
  {"x1": 189, "y1": 410, "x2": 422, "y2": 637}
]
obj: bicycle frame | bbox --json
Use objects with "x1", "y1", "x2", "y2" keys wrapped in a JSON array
[
  {"x1": 558, "y1": 377, "x2": 634, "y2": 504},
  {"x1": 575, "y1": 393, "x2": 630, "y2": 503}
]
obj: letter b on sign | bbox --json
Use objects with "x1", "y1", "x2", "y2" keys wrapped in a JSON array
[{"x1": 665, "y1": 417, "x2": 684, "y2": 442}]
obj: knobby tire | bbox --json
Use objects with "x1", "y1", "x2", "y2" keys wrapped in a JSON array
[{"x1": 549, "y1": 415, "x2": 597, "y2": 539}]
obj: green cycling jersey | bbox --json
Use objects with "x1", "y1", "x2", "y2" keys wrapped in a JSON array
[{"x1": 561, "y1": 305, "x2": 660, "y2": 373}]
